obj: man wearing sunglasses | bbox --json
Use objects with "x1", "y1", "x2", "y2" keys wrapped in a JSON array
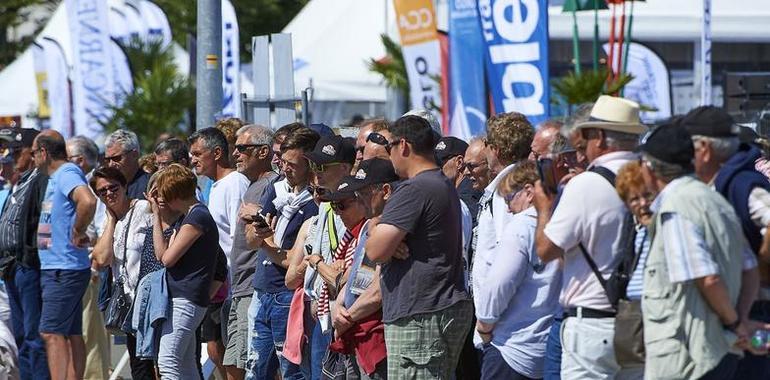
[
  {"x1": 289, "y1": 134, "x2": 355, "y2": 377},
  {"x1": 362, "y1": 129, "x2": 393, "y2": 162},
  {"x1": 103, "y1": 130, "x2": 148, "y2": 200},
  {"x1": 32, "y1": 130, "x2": 97, "y2": 380},
  {"x1": 366, "y1": 115, "x2": 471, "y2": 378}
]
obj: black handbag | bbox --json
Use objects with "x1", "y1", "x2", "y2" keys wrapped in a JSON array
[{"x1": 104, "y1": 204, "x2": 136, "y2": 333}]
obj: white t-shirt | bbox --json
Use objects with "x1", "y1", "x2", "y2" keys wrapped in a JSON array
[
  {"x1": 112, "y1": 200, "x2": 153, "y2": 299},
  {"x1": 208, "y1": 171, "x2": 249, "y2": 268},
  {"x1": 544, "y1": 151, "x2": 636, "y2": 311}
]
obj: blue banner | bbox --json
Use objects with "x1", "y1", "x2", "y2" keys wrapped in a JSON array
[
  {"x1": 478, "y1": 0, "x2": 549, "y2": 125},
  {"x1": 448, "y1": 0, "x2": 488, "y2": 140}
]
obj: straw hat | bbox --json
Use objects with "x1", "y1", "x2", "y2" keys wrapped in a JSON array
[{"x1": 574, "y1": 95, "x2": 647, "y2": 135}]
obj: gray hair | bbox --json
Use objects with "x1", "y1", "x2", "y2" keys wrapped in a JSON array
[
  {"x1": 236, "y1": 124, "x2": 273, "y2": 145},
  {"x1": 604, "y1": 130, "x2": 639, "y2": 151},
  {"x1": 692, "y1": 135, "x2": 740, "y2": 162},
  {"x1": 468, "y1": 135, "x2": 486, "y2": 146},
  {"x1": 549, "y1": 133, "x2": 572, "y2": 154},
  {"x1": 105, "y1": 129, "x2": 140, "y2": 154},
  {"x1": 561, "y1": 103, "x2": 594, "y2": 139},
  {"x1": 66, "y1": 136, "x2": 99, "y2": 168},
  {"x1": 644, "y1": 153, "x2": 693, "y2": 182}
]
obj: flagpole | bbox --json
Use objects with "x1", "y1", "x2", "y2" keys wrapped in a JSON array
[{"x1": 196, "y1": 0, "x2": 223, "y2": 130}]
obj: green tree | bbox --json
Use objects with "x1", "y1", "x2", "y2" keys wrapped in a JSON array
[
  {"x1": 0, "y1": 0, "x2": 59, "y2": 69},
  {"x1": 101, "y1": 38, "x2": 194, "y2": 152},
  {"x1": 154, "y1": 0, "x2": 308, "y2": 62}
]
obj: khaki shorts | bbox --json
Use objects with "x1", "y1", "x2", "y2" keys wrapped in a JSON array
[{"x1": 223, "y1": 295, "x2": 252, "y2": 368}]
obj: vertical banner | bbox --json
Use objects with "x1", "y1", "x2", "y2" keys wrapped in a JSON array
[
  {"x1": 32, "y1": 44, "x2": 51, "y2": 119},
  {"x1": 139, "y1": 0, "x2": 173, "y2": 48},
  {"x1": 478, "y1": 0, "x2": 549, "y2": 125},
  {"x1": 393, "y1": 0, "x2": 443, "y2": 125},
  {"x1": 448, "y1": 0, "x2": 488, "y2": 140},
  {"x1": 41, "y1": 38, "x2": 72, "y2": 137},
  {"x1": 603, "y1": 42, "x2": 672, "y2": 122},
  {"x1": 700, "y1": 0, "x2": 712, "y2": 106},
  {"x1": 221, "y1": 0, "x2": 240, "y2": 118},
  {"x1": 67, "y1": 0, "x2": 115, "y2": 139}
]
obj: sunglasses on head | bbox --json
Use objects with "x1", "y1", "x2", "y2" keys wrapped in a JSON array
[{"x1": 366, "y1": 132, "x2": 388, "y2": 146}]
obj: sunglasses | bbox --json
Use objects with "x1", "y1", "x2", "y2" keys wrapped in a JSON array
[
  {"x1": 366, "y1": 132, "x2": 388, "y2": 146},
  {"x1": 234, "y1": 144, "x2": 266, "y2": 154},
  {"x1": 307, "y1": 185, "x2": 328, "y2": 197},
  {"x1": 463, "y1": 161, "x2": 485, "y2": 172},
  {"x1": 104, "y1": 150, "x2": 135, "y2": 164},
  {"x1": 330, "y1": 198, "x2": 355, "y2": 212},
  {"x1": 503, "y1": 188, "x2": 523, "y2": 203},
  {"x1": 309, "y1": 161, "x2": 341, "y2": 173},
  {"x1": 95, "y1": 184, "x2": 121, "y2": 197}
]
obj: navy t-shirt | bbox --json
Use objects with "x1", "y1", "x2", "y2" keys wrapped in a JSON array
[
  {"x1": 252, "y1": 199, "x2": 317, "y2": 293},
  {"x1": 167, "y1": 204, "x2": 219, "y2": 307}
]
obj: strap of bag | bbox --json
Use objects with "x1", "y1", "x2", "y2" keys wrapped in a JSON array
[
  {"x1": 118, "y1": 201, "x2": 136, "y2": 287},
  {"x1": 576, "y1": 166, "x2": 616, "y2": 293},
  {"x1": 578, "y1": 242, "x2": 609, "y2": 292}
]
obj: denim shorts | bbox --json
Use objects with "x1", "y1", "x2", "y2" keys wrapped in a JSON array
[{"x1": 39, "y1": 269, "x2": 91, "y2": 335}]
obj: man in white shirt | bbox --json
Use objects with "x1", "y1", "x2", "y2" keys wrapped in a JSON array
[
  {"x1": 533, "y1": 96, "x2": 646, "y2": 379},
  {"x1": 189, "y1": 127, "x2": 249, "y2": 378}
]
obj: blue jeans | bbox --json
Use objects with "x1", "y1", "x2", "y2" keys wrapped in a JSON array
[
  {"x1": 6, "y1": 266, "x2": 50, "y2": 380},
  {"x1": 543, "y1": 316, "x2": 562, "y2": 380},
  {"x1": 310, "y1": 320, "x2": 331, "y2": 380},
  {"x1": 248, "y1": 290, "x2": 304, "y2": 380},
  {"x1": 157, "y1": 297, "x2": 207, "y2": 379},
  {"x1": 481, "y1": 344, "x2": 536, "y2": 380}
]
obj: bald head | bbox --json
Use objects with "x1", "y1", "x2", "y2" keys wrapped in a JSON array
[
  {"x1": 463, "y1": 137, "x2": 491, "y2": 191},
  {"x1": 530, "y1": 121, "x2": 562, "y2": 160}
]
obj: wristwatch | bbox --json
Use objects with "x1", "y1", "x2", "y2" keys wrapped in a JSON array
[{"x1": 723, "y1": 318, "x2": 740, "y2": 332}]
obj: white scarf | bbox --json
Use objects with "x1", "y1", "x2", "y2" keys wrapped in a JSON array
[{"x1": 273, "y1": 187, "x2": 313, "y2": 247}]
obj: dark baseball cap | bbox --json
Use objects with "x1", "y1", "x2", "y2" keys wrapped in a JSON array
[
  {"x1": 434, "y1": 136, "x2": 468, "y2": 166},
  {"x1": 305, "y1": 135, "x2": 356, "y2": 166},
  {"x1": 309, "y1": 123, "x2": 335, "y2": 138},
  {"x1": 680, "y1": 106, "x2": 739, "y2": 138},
  {"x1": 638, "y1": 119, "x2": 694, "y2": 167},
  {"x1": 320, "y1": 158, "x2": 399, "y2": 201},
  {"x1": 0, "y1": 127, "x2": 39, "y2": 149}
]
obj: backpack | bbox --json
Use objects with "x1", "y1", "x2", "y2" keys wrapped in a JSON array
[{"x1": 577, "y1": 166, "x2": 638, "y2": 308}]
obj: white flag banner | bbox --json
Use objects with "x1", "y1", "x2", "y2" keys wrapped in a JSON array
[
  {"x1": 111, "y1": 40, "x2": 134, "y2": 100},
  {"x1": 221, "y1": 0, "x2": 240, "y2": 118},
  {"x1": 138, "y1": 0, "x2": 172, "y2": 48},
  {"x1": 67, "y1": 0, "x2": 115, "y2": 139},
  {"x1": 40, "y1": 38, "x2": 73, "y2": 137},
  {"x1": 119, "y1": 2, "x2": 147, "y2": 42},
  {"x1": 603, "y1": 42, "x2": 672, "y2": 122},
  {"x1": 109, "y1": 7, "x2": 132, "y2": 43}
]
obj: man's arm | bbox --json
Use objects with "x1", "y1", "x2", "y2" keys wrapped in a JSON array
[
  {"x1": 70, "y1": 186, "x2": 96, "y2": 246},
  {"x1": 346, "y1": 266, "x2": 383, "y2": 321},
  {"x1": 365, "y1": 223, "x2": 407, "y2": 263},
  {"x1": 285, "y1": 219, "x2": 313, "y2": 289},
  {"x1": 695, "y1": 274, "x2": 740, "y2": 326},
  {"x1": 533, "y1": 181, "x2": 564, "y2": 262},
  {"x1": 738, "y1": 266, "x2": 760, "y2": 320}
]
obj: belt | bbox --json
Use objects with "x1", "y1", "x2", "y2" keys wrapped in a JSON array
[{"x1": 563, "y1": 306, "x2": 616, "y2": 319}]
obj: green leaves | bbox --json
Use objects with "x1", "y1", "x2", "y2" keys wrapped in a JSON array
[
  {"x1": 367, "y1": 34, "x2": 409, "y2": 103},
  {"x1": 552, "y1": 68, "x2": 634, "y2": 106},
  {"x1": 100, "y1": 39, "x2": 194, "y2": 152}
]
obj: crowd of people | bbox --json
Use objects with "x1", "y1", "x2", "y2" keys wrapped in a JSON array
[{"x1": 0, "y1": 95, "x2": 770, "y2": 380}]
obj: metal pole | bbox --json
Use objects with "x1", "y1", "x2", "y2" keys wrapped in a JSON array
[
  {"x1": 701, "y1": 0, "x2": 712, "y2": 106},
  {"x1": 196, "y1": 0, "x2": 223, "y2": 130}
]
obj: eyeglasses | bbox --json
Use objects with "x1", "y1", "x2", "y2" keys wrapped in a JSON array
[
  {"x1": 504, "y1": 188, "x2": 523, "y2": 203},
  {"x1": 104, "y1": 150, "x2": 135, "y2": 164},
  {"x1": 307, "y1": 185, "x2": 328, "y2": 197},
  {"x1": 309, "y1": 161, "x2": 341, "y2": 173},
  {"x1": 67, "y1": 154, "x2": 83, "y2": 162},
  {"x1": 234, "y1": 144, "x2": 266, "y2": 154},
  {"x1": 95, "y1": 184, "x2": 121, "y2": 197}
]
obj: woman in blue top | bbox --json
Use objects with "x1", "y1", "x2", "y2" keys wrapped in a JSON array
[{"x1": 149, "y1": 164, "x2": 219, "y2": 379}]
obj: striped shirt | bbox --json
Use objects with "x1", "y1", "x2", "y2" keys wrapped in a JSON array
[
  {"x1": 317, "y1": 220, "x2": 364, "y2": 318},
  {"x1": 626, "y1": 226, "x2": 650, "y2": 300}
]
